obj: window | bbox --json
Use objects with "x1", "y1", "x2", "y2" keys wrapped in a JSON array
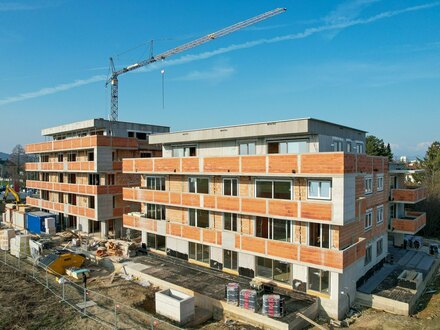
[
  {"x1": 147, "y1": 233, "x2": 166, "y2": 251},
  {"x1": 146, "y1": 204, "x2": 166, "y2": 220},
  {"x1": 224, "y1": 213, "x2": 238, "y2": 232},
  {"x1": 308, "y1": 180, "x2": 331, "y2": 200},
  {"x1": 57, "y1": 153, "x2": 64, "y2": 162},
  {"x1": 223, "y1": 178, "x2": 238, "y2": 196},
  {"x1": 256, "y1": 180, "x2": 291, "y2": 200},
  {"x1": 67, "y1": 153, "x2": 77, "y2": 162},
  {"x1": 333, "y1": 139, "x2": 343, "y2": 151},
  {"x1": 356, "y1": 142, "x2": 364, "y2": 154},
  {"x1": 40, "y1": 155, "x2": 49, "y2": 163},
  {"x1": 140, "y1": 151, "x2": 152, "y2": 158},
  {"x1": 172, "y1": 146, "x2": 196, "y2": 157},
  {"x1": 112, "y1": 196, "x2": 116, "y2": 208},
  {"x1": 256, "y1": 257, "x2": 291, "y2": 284},
  {"x1": 146, "y1": 176, "x2": 165, "y2": 191},
  {"x1": 128, "y1": 131, "x2": 135, "y2": 138},
  {"x1": 136, "y1": 132, "x2": 147, "y2": 140},
  {"x1": 88, "y1": 196, "x2": 95, "y2": 209},
  {"x1": 365, "y1": 245, "x2": 372, "y2": 265},
  {"x1": 88, "y1": 174, "x2": 100, "y2": 186},
  {"x1": 346, "y1": 140, "x2": 352, "y2": 153},
  {"x1": 189, "y1": 242, "x2": 210, "y2": 264},
  {"x1": 308, "y1": 223, "x2": 330, "y2": 248},
  {"x1": 68, "y1": 194, "x2": 76, "y2": 205},
  {"x1": 223, "y1": 250, "x2": 238, "y2": 271},
  {"x1": 189, "y1": 209, "x2": 210, "y2": 228},
  {"x1": 267, "y1": 140, "x2": 308, "y2": 154},
  {"x1": 58, "y1": 173, "x2": 64, "y2": 183},
  {"x1": 308, "y1": 267, "x2": 330, "y2": 294},
  {"x1": 188, "y1": 177, "x2": 209, "y2": 194},
  {"x1": 67, "y1": 173, "x2": 76, "y2": 184},
  {"x1": 41, "y1": 173, "x2": 49, "y2": 182},
  {"x1": 88, "y1": 152, "x2": 94, "y2": 161},
  {"x1": 239, "y1": 141, "x2": 256, "y2": 155},
  {"x1": 377, "y1": 238, "x2": 383, "y2": 256},
  {"x1": 107, "y1": 174, "x2": 115, "y2": 185},
  {"x1": 377, "y1": 175, "x2": 384, "y2": 192},
  {"x1": 365, "y1": 209, "x2": 373, "y2": 230},
  {"x1": 256, "y1": 217, "x2": 291, "y2": 242},
  {"x1": 364, "y1": 176, "x2": 373, "y2": 194},
  {"x1": 112, "y1": 152, "x2": 116, "y2": 161},
  {"x1": 376, "y1": 205, "x2": 384, "y2": 224}
]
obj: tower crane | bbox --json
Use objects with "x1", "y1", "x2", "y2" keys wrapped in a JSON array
[{"x1": 106, "y1": 8, "x2": 286, "y2": 121}]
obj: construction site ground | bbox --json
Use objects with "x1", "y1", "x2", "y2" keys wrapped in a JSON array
[{"x1": 311, "y1": 267, "x2": 440, "y2": 330}]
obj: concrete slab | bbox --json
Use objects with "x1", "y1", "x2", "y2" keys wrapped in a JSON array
[
  {"x1": 358, "y1": 264, "x2": 396, "y2": 294},
  {"x1": 122, "y1": 262, "x2": 151, "y2": 272}
]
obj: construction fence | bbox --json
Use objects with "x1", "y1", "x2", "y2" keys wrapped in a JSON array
[{"x1": 0, "y1": 248, "x2": 180, "y2": 330}]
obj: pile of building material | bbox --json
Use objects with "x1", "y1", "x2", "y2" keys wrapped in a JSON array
[
  {"x1": 0, "y1": 229, "x2": 16, "y2": 250},
  {"x1": 240, "y1": 289, "x2": 259, "y2": 312},
  {"x1": 10, "y1": 234, "x2": 30, "y2": 259},
  {"x1": 95, "y1": 240, "x2": 137, "y2": 258},
  {"x1": 262, "y1": 294, "x2": 285, "y2": 318},
  {"x1": 226, "y1": 283, "x2": 240, "y2": 305}
]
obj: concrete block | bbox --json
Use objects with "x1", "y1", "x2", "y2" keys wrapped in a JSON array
[{"x1": 155, "y1": 289, "x2": 195, "y2": 325}]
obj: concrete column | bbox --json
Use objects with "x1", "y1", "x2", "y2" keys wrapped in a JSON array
[
  {"x1": 114, "y1": 218, "x2": 123, "y2": 238},
  {"x1": 394, "y1": 233, "x2": 404, "y2": 247},
  {"x1": 141, "y1": 230, "x2": 147, "y2": 244},
  {"x1": 77, "y1": 217, "x2": 89, "y2": 233},
  {"x1": 100, "y1": 221, "x2": 109, "y2": 239}
]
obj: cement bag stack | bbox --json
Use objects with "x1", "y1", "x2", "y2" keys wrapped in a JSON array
[
  {"x1": 0, "y1": 229, "x2": 16, "y2": 250},
  {"x1": 239, "y1": 289, "x2": 259, "y2": 312},
  {"x1": 45, "y1": 217, "x2": 56, "y2": 235},
  {"x1": 10, "y1": 235, "x2": 30, "y2": 258}
]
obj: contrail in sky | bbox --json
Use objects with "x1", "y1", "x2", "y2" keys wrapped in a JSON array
[{"x1": 0, "y1": 2, "x2": 437, "y2": 107}]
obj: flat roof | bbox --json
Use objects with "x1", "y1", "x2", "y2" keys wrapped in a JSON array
[
  {"x1": 42, "y1": 118, "x2": 170, "y2": 136},
  {"x1": 149, "y1": 117, "x2": 366, "y2": 144}
]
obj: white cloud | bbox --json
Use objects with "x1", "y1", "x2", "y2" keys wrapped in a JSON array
[
  {"x1": 0, "y1": 75, "x2": 106, "y2": 106},
  {"x1": 0, "y1": 1, "x2": 57, "y2": 11},
  {"x1": 171, "y1": 66, "x2": 235, "y2": 82},
  {"x1": 0, "y1": 2, "x2": 438, "y2": 107}
]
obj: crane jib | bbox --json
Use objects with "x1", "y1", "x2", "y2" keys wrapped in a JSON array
[{"x1": 107, "y1": 7, "x2": 286, "y2": 121}]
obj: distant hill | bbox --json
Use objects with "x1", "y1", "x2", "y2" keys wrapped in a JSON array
[{"x1": 0, "y1": 152, "x2": 9, "y2": 161}]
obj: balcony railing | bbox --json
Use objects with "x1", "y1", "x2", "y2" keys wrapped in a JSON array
[
  {"x1": 27, "y1": 196, "x2": 96, "y2": 220},
  {"x1": 26, "y1": 180, "x2": 122, "y2": 195},
  {"x1": 122, "y1": 152, "x2": 388, "y2": 176},
  {"x1": 25, "y1": 135, "x2": 139, "y2": 154},
  {"x1": 391, "y1": 211, "x2": 426, "y2": 234},
  {"x1": 25, "y1": 161, "x2": 95, "y2": 172},
  {"x1": 391, "y1": 187, "x2": 427, "y2": 203},
  {"x1": 123, "y1": 187, "x2": 333, "y2": 221},
  {"x1": 123, "y1": 213, "x2": 365, "y2": 270}
]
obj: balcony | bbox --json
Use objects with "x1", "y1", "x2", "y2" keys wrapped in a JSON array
[
  {"x1": 26, "y1": 161, "x2": 95, "y2": 172},
  {"x1": 25, "y1": 135, "x2": 139, "y2": 154},
  {"x1": 123, "y1": 213, "x2": 365, "y2": 271},
  {"x1": 27, "y1": 196, "x2": 96, "y2": 220},
  {"x1": 391, "y1": 186, "x2": 427, "y2": 204},
  {"x1": 123, "y1": 187, "x2": 333, "y2": 221},
  {"x1": 26, "y1": 180, "x2": 122, "y2": 195},
  {"x1": 391, "y1": 211, "x2": 426, "y2": 234},
  {"x1": 122, "y1": 153, "x2": 387, "y2": 176}
]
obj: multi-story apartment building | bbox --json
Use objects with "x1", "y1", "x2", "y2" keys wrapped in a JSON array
[
  {"x1": 122, "y1": 118, "x2": 391, "y2": 319},
  {"x1": 388, "y1": 163, "x2": 427, "y2": 245},
  {"x1": 25, "y1": 118, "x2": 169, "y2": 238}
]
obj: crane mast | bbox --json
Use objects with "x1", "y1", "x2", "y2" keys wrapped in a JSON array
[{"x1": 106, "y1": 8, "x2": 286, "y2": 121}]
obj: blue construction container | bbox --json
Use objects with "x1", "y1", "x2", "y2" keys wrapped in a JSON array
[{"x1": 26, "y1": 211, "x2": 59, "y2": 234}]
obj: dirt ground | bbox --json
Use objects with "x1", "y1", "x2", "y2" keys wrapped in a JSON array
[
  {"x1": 311, "y1": 269, "x2": 440, "y2": 330},
  {"x1": 0, "y1": 269, "x2": 105, "y2": 330}
]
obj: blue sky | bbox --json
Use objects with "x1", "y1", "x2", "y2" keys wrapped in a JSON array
[{"x1": 0, "y1": 0, "x2": 439, "y2": 158}]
